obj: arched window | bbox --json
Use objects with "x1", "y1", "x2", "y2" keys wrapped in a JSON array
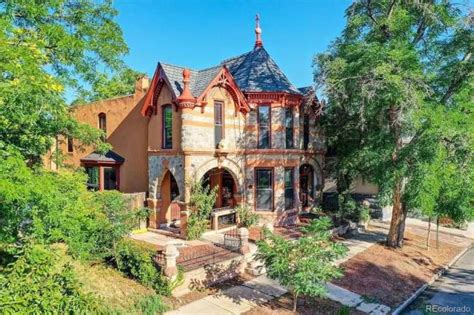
[
  {"x1": 67, "y1": 136, "x2": 74, "y2": 153},
  {"x1": 98, "y1": 113, "x2": 107, "y2": 138}
]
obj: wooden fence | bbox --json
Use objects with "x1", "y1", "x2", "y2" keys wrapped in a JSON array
[{"x1": 123, "y1": 192, "x2": 147, "y2": 230}]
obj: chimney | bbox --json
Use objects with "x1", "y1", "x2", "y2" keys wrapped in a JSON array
[{"x1": 135, "y1": 76, "x2": 150, "y2": 94}]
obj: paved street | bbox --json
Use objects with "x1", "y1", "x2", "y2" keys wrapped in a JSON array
[{"x1": 404, "y1": 247, "x2": 474, "y2": 315}]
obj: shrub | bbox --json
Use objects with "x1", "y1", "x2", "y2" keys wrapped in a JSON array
[
  {"x1": 236, "y1": 204, "x2": 259, "y2": 228},
  {"x1": 0, "y1": 242, "x2": 99, "y2": 314},
  {"x1": 114, "y1": 238, "x2": 171, "y2": 295},
  {"x1": 256, "y1": 217, "x2": 348, "y2": 312},
  {"x1": 0, "y1": 151, "x2": 142, "y2": 262},
  {"x1": 186, "y1": 180, "x2": 217, "y2": 240}
]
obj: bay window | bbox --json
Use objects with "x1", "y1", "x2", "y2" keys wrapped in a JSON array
[
  {"x1": 285, "y1": 108, "x2": 294, "y2": 149},
  {"x1": 258, "y1": 105, "x2": 270, "y2": 148},
  {"x1": 255, "y1": 168, "x2": 273, "y2": 211},
  {"x1": 284, "y1": 168, "x2": 295, "y2": 210}
]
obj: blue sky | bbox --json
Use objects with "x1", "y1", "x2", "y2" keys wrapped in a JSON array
[{"x1": 114, "y1": 0, "x2": 352, "y2": 89}]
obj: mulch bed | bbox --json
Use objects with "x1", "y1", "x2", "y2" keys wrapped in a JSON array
[
  {"x1": 332, "y1": 231, "x2": 467, "y2": 307},
  {"x1": 243, "y1": 293, "x2": 365, "y2": 315}
]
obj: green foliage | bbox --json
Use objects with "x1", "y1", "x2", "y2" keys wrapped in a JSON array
[
  {"x1": 0, "y1": 149, "x2": 141, "y2": 261},
  {"x1": 186, "y1": 181, "x2": 218, "y2": 240},
  {"x1": 359, "y1": 204, "x2": 371, "y2": 223},
  {"x1": 335, "y1": 193, "x2": 358, "y2": 223},
  {"x1": 0, "y1": 242, "x2": 99, "y2": 314},
  {"x1": 315, "y1": 1, "x2": 473, "y2": 243},
  {"x1": 134, "y1": 294, "x2": 169, "y2": 315},
  {"x1": 256, "y1": 217, "x2": 347, "y2": 311},
  {"x1": 236, "y1": 204, "x2": 260, "y2": 228},
  {"x1": 73, "y1": 68, "x2": 146, "y2": 104},
  {"x1": 0, "y1": 0, "x2": 127, "y2": 163},
  {"x1": 114, "y1": 239, "x2": 171, "y2": 296}
]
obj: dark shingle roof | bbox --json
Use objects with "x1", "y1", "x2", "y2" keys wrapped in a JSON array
[
  {"x1": 221, "y1": 47, "x2": 301, "y2": 94},
  {"x1": 160, "y1": 63, "x2": 221, "y2": 98},
  {"x1": 159, "y1": 46, "x2": 300, "y2": 97},
  {"x1": 298, "y1": 86, "x2": 314, "y2": 95},
  {"x1": 81, "y1": 150, "x2": 125, "y2": 164}
]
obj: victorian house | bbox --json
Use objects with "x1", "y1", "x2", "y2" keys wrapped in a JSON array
[{"x1": 52, "y1": 17, "x2": 325, "y2": 232}]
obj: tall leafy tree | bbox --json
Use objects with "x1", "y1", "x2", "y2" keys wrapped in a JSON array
[
  {"x1": 0, "y1": 0, "x2": 128, "y2": 163},
  {"x1": 315, "y1": 0, "x2": 472, "y2": 247}
]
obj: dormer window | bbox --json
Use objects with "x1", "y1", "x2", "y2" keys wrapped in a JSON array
[
  {"x1": 214, "y1": 101, "x2": 224, "y2": 148},
  {"x1": 162, "y1": 104, "x2": 172, "y2": 149}
]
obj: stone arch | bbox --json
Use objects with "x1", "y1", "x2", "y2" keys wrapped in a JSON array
[
  {"x1": 300, "y1": 156, "x2": 324, "y2": 204},
  {"x1": 149, "y1": 157, "x2": 185, "y2": 201},
  {"x1": 193, "y1": 157, "x2": 244, "y2": 194}
]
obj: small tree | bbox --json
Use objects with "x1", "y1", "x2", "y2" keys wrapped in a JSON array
[
  {"x1": 186, "y1": 180, "x2": 217, "y2": 240},
  {"x1": 256, "y1": 217, "x2": 347, "y2": 312}
]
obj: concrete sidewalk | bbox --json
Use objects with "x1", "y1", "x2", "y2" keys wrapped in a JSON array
[
  {"x1": 167, "y1": 228, "x2": 389, "y2": 315},
  {"x1": 166, "y1": 275, "x2": 287, "y2": 315}
]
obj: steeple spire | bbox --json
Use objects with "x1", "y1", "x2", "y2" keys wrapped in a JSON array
[{"x1": 254, "y1": 14, "x2": 263, "y2": 48}]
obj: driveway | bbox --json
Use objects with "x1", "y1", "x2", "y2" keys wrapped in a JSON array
[{"x1": 403, "y1": 246, "x2": 474, "y2": 315}]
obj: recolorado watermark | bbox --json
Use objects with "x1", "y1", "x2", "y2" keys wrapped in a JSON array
[{"x1": 426, "y1": 305, "x2": 471, "y2": 313}]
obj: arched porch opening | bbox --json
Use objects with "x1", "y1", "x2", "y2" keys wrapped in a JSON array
[
  {"x1": 299, "y1": 164, "x2": 315, "y2": 209},
  {"x1": 200, "y1": 167, "x2": 242, "y2": 230},
  {"x1": 202, "y1": 168, "x2": 237, "y2": 209},
  {"x1": 159, "y1": 170, "x2": 181, "y2": 225}
]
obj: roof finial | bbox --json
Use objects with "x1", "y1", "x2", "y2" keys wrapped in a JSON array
[
  {"x1": 177, "y1": 68, "x2": 196, "y2": 108},
  {"x1": 255, "y1": 14, "x2": 263, "y2": 48}
]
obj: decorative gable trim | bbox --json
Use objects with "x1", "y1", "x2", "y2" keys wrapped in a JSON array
[
  {"x1": 245, "y1": 92, "x2": 302, "y2": 107},
  {"x1": 140, "y1": 64, "x2": 176, "y2": 117},
  {"x1": 196, "y1": 66, "x2": 250, "y2": 115}
]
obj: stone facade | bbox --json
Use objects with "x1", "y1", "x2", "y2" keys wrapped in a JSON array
[{"x1": 146, "y1": 80, "x2": 325, "y2": 229}]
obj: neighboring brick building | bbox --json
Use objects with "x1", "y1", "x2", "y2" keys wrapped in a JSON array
[{"x1": 53, "y1": 16, "x2": 325, "y2": 230}]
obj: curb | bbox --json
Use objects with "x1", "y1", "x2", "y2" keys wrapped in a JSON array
[{"x1": 391, "y1": 245, "x2": 472, "y2": 315}]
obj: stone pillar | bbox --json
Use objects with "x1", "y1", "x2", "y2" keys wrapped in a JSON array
[
  {"x1": 146, "y1": 198, "x2": 161, "y2": 229},
  {"x1": 180, "y1": 207, "x2": 190, "y2": 239},
  {"x1": 239, "y1": 227, "x2": 250, "y2": 255},
  {"x1": 163, "y1": 243, "x2": 180, "y2": 280},
  {"x1": 262, "y1": 222, "x2": 274, "y2": 240}
]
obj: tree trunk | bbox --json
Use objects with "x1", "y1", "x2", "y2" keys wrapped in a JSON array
[
  {"x1": 426, "y1": 216, "x2": 432, "y2": 249},
  {"x1": 292, "y1": 292, "x2": 298, "y2": 312},
  {"x1": 386, "y1": 180, "x2": 406, "y2": 247},
  {"x1": 436, "y1": 216, "x2": 440, "y2": 249},
  {"x1": 387, "y1": 105, "x2": 406, "y2": 248}
]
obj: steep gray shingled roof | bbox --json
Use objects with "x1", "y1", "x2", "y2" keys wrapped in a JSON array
[
  {"x1": 160, "y1": 63, "x2": 221, "y2": 98},
  {"x1": 159, "y1": 46, "x2": 301, "y2": 97},
  {"x1": 221, "y1": 47, "x2": 301, "y2": 95}
]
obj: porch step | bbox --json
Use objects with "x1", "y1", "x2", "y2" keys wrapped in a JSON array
[{"x1": 245, "y1": 260, "x2": 266, "y2": 276}]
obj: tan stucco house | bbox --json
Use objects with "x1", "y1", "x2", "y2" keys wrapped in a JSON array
[{"x1": 51, "y1": 18, "x2": 326, "y2": 231}]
